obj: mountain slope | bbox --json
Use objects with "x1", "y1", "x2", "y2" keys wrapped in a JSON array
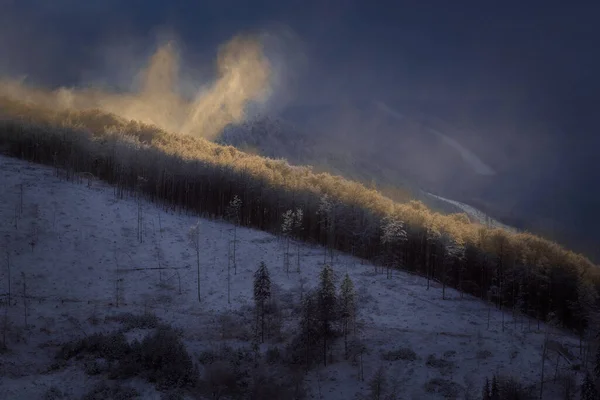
[{"x1": 0, "y1": 154, "x2": 583, "y2": 399}]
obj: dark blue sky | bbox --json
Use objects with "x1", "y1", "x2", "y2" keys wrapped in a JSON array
[
  {"x1": 3, "y1": 0, "x2": 599, "y2": 103},
  {"x1": 2, "y1": 0, "x2": 599, "y2": 257}
]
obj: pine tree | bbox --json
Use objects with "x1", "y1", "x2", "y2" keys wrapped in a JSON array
[
  {"x1": 339, "y1": 273, "x2": 356, "y2": 359},
  {"x1": 298, "y1": 291, "x2": 319, "y2": 368},
  {"x1": 491, "y1": 375, "x2": 499, "y2": 400},
  {"x1": 253, "y1": 262, "x2": 271, "y2": 343},
  {"x1": 318, "y1": 264, "x2": 338, "y2": 366},
  {"x1": 594, "y1": 346, "x2": 600, "y2": 380},
  {"x1": 368, "y1": 366, "x2": 387, "y2": 400},
  {"x1": 581, "y1": 372, "x2": 598, "y2": 400},
  {"x1": 482, "y1": 377, "x2": 491, "y2": 400}
]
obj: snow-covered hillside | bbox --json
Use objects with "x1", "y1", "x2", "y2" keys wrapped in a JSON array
[{"x1": 0, "y1": 155, "x2": 580, "y2": 399}]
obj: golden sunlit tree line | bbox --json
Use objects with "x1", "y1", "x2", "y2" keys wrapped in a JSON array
[{"x1": 1, "y1": 95, "x2": 599, "y2": 338}]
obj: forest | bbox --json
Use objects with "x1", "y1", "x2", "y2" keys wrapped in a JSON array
[{"x1": 1, "y1": 94, "x2": 599, "y2": 342}]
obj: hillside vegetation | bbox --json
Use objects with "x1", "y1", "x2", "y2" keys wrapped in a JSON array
[{"x1": 1, "y1": 93, "x2": 599, "y2": 338}]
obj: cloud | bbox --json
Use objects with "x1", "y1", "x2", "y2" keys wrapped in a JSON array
[
  {"x1": 427, "y1": 128, "x2": 496, "y2": 176},
  {"x1": 377, "y1": 101, "x2": 496, "y2": 176},
  {"x1": 0, "y1": 33, "x2": 274, "y2": 141}
]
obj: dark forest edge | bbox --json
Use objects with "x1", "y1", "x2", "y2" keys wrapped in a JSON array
[{"x1": 0, "y1": 95, "x2": 599, "y2": 337}]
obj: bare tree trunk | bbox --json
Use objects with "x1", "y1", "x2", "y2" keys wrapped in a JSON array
[
  {"x1": 540, "y1": 332, "x2": 548, "y2": 399},
  {"x1": 196, "y1": 247, "x2": 201, "y2": 302},
  {"x1": 21, "y1": 272, "x2": 27, "y2": 329},
  {"x1": 5, "y1": 251, "x2": 10, "y2": 306}
]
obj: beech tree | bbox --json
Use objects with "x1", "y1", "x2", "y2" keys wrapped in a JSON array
[
  {"x1": 3, "y1": 94, "x2": 600, "y2": 335},
  {"x1": 380, "y1": 215, "x2": 407, "y2": 279},
  {"x1": 318, "y1": 195, "x2": 337, "y2": 264}
]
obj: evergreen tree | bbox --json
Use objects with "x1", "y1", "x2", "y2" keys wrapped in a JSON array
[
  {"x1": 253, "y1": 262, "x2": 271, "y2": 343},
  {"x1": 297, "y1": 291, "x2": 319, "y2": 368},
  {"x1": 318, "y1": 264, "x2": 338, "y2": 366},
  {"x1": 581, "y1": 372, "x2": 598, "y2": 400},
  {"x1": 339, "y1": 273, "x2": 356, "y2": 359},
  {"x1": 491, "y1": 375, "x2": 499, "y2": 400},
  {"x1": 595, "y1": 346, "x2": 600, "y2": 380},
  {"x1": 368, "y1": 366, "x2": 387, "y2": 400},
  {"x1": 482, "y1": 377, "x2": 491, "y2": 400}
]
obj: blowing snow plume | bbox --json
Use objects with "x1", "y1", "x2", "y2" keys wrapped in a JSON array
[{"x1": 0, "y1": 34, "x2": 272, "y2": 140}]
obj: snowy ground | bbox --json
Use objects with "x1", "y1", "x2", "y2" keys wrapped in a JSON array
[{"x1": 0, "y1": 155, "x2": 580, "y2": 399}]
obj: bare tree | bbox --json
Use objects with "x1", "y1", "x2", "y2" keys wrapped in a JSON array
[
  {"x1": 188, "y1": 220, "x2": 201, "y2": 302},
  {"x1": 227, "y1": 196, "x2": 242, "y2": 275},
  {"x1": 339, "y1": 273, "x2": 356, "y2": 359}
]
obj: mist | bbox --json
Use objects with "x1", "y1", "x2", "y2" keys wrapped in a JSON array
[
  {"x1": 0, "y1": 32, "x2": 275, "y2": 140},
  {"x1": 1, "y1": 0, "x2": 599, "y2": 261}
]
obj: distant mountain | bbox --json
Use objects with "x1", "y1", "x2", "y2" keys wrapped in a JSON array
[{"x1": 219, "y1": 99, "x2": 598, "y2": 261}]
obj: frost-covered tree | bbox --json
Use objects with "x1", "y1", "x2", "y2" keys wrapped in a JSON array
[
  {"x1": 187, "y1": 220, "x2": 201, "y2": 302},
  {"x1": 318, "y1": 264, "x2": 338, "y2": 366},
  {"x1": 226, "y1": 195, "x2": 242, "y2": 275},
  {"x1": 281, "y1": 208, "x2": 303, "y2": 275},
  {"x1": 318, "y1": 195, "x2": 337, "y2": 264},
  {"x1": 339, "y1": 273, "x2": 356, "y2": 359},
  {"x1": 294, "y1": 208, "x2": 304, "y2": 272},
  {"x1": 380, "y1": 215, "x2": 407, "y2": 279},
  {"x1": 253, "y1": 261, "x2": 271, "y2": 343},
  {"x1": 568, "y1": 277, "x2": 599, "y2": 354},
  {"x1": 441, "y1": 236, "x2": 465, "y2": 300}
]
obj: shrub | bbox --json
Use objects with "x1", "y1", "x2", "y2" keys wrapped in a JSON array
[
  {"x1": 495, "y1": 375, "x2": 535, "y2": 400},
  {"x1": 382, "y1": 347, "x2": 418, "y2": 362},
  {"x1": 201, "y1": 361, "x2": 247, "y2": 399},
  {"x1": 117, "y1": 325, "x2": 198, "y2": 389},
  {"x1": 43, "y1": 386, "x2": 65, "y2": 400},
  {"x1": 424, "y1": 378, "x2": 463, "y2": 399},
  {"x1": 56, "y1": 332, "x2": 130, "y2": 362},
  {"x1": 104, "y1": 312, "x2": 159, "y2": 331},
  {"x1": 56, "y1": 324, "x2": 197, "y2": 390},
  {"x1": 476, "y1": 349, "x2": 493, "y2": 360},
  {"x1": 81, "y1": 382, "x2": 139, "y2": 400},
  {"x1": 248, "y1": 366, "x2": 306, "y2": 400},
  {"x1": 266, "y1": 346, "x2": 282, "y2": 364},
  {"x1": 425, "y1": 354, "x2": 455, "y2": 376}
]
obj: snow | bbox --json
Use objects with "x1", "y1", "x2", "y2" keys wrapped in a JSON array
[{"x1": 0, "y1": 155, "x2": 580, "y2": 399}]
